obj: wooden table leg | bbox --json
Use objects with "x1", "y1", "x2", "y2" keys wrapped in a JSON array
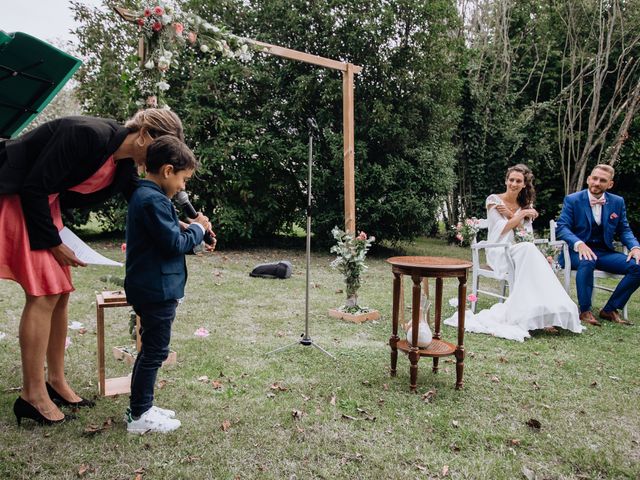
[
  {"x1": 433, "y1": 277, "x2": 443, "y2": 373},
  {"x1": 409, "y1": 274, "x2": 422, "y2": 391},
  {"x1": 390, "y1": 272, "x2": 401, "y2": 376},
  {"x1": 97, "y1": 304, "x2": 106, "y2": 396},
  {"x1": 455, "y1": 275, "x2": 467, "y2": 390}
]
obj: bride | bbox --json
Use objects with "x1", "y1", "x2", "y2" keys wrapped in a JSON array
[{"x1": 445, "y1": 164, "x2": 584, "y2": 341}]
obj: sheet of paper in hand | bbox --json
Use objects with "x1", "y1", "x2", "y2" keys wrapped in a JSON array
[{"x1": 59, "y1": 227, "x2": 123, "y2": 267}]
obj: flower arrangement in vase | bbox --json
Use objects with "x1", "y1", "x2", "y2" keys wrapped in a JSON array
[{"x1": 328, "y1": 227, "x2": 380, "y2": 323}]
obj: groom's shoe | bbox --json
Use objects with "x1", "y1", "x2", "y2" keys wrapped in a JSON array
[
  {"x1": 580, "y1": 311, "x2": 601, "y2": 326},
  {"x1": 599, "y1": 309, "x2": 633, "y2": 325}
]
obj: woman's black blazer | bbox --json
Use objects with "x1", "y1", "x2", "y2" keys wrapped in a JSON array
[{"x1": 0, "y1": 116, "x2": 137, "y2": 250}]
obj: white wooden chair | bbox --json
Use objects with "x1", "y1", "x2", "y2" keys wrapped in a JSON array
[
  {"x1": 549, "y1": 220, "x2": 629, "y2": 320},
  {"x1": 469, "y1": 219, "x2": 515, "y2": 312}
]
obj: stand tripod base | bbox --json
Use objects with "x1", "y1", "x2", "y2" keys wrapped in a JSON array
[{"x1": 267, "y1": 334, "x2": 335, "y2": 359}]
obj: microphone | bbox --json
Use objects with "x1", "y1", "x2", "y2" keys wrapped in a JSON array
[
  {"x1": 306, "y1": 117, "x2": 318, "y2": 132},
  {"x1": 174, "y1": 191, "x2": 215, "y2": 245}
]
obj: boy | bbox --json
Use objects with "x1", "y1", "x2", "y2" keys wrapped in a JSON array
[{"x1": 124, "y1": 136, "x2": 211, "y2": 434}]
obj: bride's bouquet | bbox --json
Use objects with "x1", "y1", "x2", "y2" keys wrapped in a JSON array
[{"x1": 513, "y1": 226, "x2": 534, "y2": 243}]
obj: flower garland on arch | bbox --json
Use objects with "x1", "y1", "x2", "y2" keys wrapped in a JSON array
[{"x1": 126, "y1": 2, "x2": 258, "y2": 108}]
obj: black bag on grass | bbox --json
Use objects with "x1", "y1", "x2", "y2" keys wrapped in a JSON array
[{"x1": 249, "y1": 261, "x2": 292, "y2": 279}]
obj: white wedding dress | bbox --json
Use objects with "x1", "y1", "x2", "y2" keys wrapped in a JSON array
[{"x1": 445, "y1": 194, "x2": 584, "y2": 341}]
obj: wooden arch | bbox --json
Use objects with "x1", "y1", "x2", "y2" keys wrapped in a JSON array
[{"x1": 115, "y1": 7, "x2": 362, "y2": 233}]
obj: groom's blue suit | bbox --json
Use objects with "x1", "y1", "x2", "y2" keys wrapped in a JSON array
[{"x1": 556, "y1": 189, "x2": 640, "y2": 313}]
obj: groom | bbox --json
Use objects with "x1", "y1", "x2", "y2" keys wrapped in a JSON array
[{"x1": 556, "y1": 164, "x2": 640, "y2": 326}]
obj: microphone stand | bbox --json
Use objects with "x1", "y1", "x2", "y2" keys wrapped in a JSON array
[{"x1": 267, "y1": 119, "x2": 335, "y2": 359}]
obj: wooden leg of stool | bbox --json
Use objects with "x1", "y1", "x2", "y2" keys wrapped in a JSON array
[{"x1": 390, "y1": 273, "x2": 401, "y2": 376}]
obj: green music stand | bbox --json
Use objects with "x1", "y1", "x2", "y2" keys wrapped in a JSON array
[{"x1": 0, "y1": 31, "x2": 82, "y2": 139}]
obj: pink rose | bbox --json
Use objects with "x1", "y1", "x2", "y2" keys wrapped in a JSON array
[
  {"x1": 146, "y1": 95, "x2": 158, "y2": 108},
  {"x1": 357, "y1": 231, "x2": 367, "y2": 240},
  {"x1": 153, "y1": 6, "x2": 164, "y2": 15},
  {"x1": 137, "y1": 18, "x2": 145, "y2": 27},
  {"x1": 121, "y1": 243, "x2": 127, "y2": 253},
  {"x1": 455, "y1": 233, "x2": 463, "y2": 241},
  {"x1": 152, "y1": 21, "x2": 163, "y2": 32},
  {"x1": 467, "y1": 294, "x2": 477, "y2": 302},
  {"x1": 187, "y1": 31, "x2": 197, "y2": 44},
  {"x1": 174, "y1": 22, "x2": 184, "y2": 35},
  {"x1": 144, "y1": 8, "x2": 152, "y2": 17}
]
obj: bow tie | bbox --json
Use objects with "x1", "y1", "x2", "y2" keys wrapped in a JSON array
[{"x1": 590, "y1": 196, "x2": 606, "y2": 206}]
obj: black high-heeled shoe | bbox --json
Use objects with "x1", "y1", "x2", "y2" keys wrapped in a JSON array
[
  {"x1": 46, "y1": 382, "x2": 96, "y2": 408},
  {"x1": 13, "y1": 397, "x2": 73, "y2": 426}
]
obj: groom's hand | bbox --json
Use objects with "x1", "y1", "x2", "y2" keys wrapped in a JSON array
[
  {"x1": 626, "y1": 247, "x2": 640, "y2": 264},
  {"x1": 577, "y1": 243, "x2": 597, "y2": 261}
]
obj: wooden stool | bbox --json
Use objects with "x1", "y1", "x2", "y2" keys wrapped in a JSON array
[
  {"x1": 96, "y1": 291, "x2": 140, "y2": 396},
  {"x1": 387, "y1": 256, "x2": 472, "y2": 391}
]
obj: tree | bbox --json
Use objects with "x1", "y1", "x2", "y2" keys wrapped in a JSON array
[{"x1": 72, "y1": 0, "x2": 463, "y2": 245}]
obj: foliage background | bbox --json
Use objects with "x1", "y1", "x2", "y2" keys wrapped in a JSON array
[{"x1": 70, "y1": 0, "x2": 640, "y2": 242}]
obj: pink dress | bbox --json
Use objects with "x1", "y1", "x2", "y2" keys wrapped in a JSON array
[{"x1": 0, "y1": 156, "x2": 118, "y2": 296}]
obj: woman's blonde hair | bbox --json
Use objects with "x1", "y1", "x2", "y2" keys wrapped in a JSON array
[{"x1": 125, "y1": 108, "x2": 184, "y2": 142}]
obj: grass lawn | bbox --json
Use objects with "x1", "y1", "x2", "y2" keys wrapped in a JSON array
[{"x1": 0, "y1": 237, "x2": 638, "y2": 479}]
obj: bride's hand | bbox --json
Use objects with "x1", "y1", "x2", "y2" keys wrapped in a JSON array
[
  {"x1": 496, "y1": 204, "x2": 513, "y2": 218},
  {"x1": 521, "y1": 208, "x2": 539, "y2": 220}
]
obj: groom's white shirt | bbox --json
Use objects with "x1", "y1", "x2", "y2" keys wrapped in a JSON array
[{"x1": 573, "y1": 191, "x2": 604, "y2": 251}]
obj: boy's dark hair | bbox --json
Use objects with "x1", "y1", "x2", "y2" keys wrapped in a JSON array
[{"x1": 145, "y1": 135, "x2": 197, "y2": 174}]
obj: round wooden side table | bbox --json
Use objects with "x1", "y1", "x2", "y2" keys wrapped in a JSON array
[{"x1": 387, "y1": 256, "x2": 472, "y2": 391}]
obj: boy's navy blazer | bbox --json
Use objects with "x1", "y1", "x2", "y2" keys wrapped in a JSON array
[
  {"x1": 124, "y1": 180, "x2": 204, "y2": 305},
  {"x1": 556, "y1": 189, "x2": 639, "y2": 251}
]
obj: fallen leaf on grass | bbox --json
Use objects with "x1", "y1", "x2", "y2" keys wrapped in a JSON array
[
  {"x1": 451, "y1": 420, "x2": 459, "y2": 428},
  {"x1": 270, "y1": 382, "x2": 288, "y2": 392},
  {"x1": 77, "y1": 464, "x2": 93, "y2": 477},
  {"x1": 335, "y1": 289, "x2": 343, "y2": 294},
  {"x1": 498, "y1": 356, "x2": 508, "y2": 363},
  {"x1": 211, "y1": 380, "x2": 223, "y2": 389},
  {"x1": 416, "y1": 464, "x2": 428, "y2": 472},
  {"x1": 301, "y1": 394, "x2": 310, "y2": 402},
  {"x1": 382, "y1": 383, "x2": 389, "y2": 391},
  {"x1": 341, "y1": 414, "x2": 358, "y2": 421},
  {"x1": 421, "y1": 389, "x2": 437, "y2": 403},
  {"x1": 157, "y1": 380, "x2": 167, "y2": 389},
  {"x1": 361, "y1": 380, "x2": 370, "y2": 386},
  {"x1": 450, "y1": 443, "x2": 461, "y2": 452},
  {"x1": 78, "y1": 328, "x2": 88, "y2": 335},
  {"x1": 590, "y1": 381, "x2": 598, "y2": 387},
  {"x1": 329, "y1": 394, "x2": 336, "y2": 406},
  {"x1": 441, "y1": 465, "x2": 449, "y2": 476},
  {"x1": 522, "y1": 466, "x2": 537, "y2": 480},
  {"x1": 532, "y1": 381, "x2": 540, "y2": 391},
  {"x1": 83, "y1": 418, "x2": 114, "y2": 436},
  {"x1": 134, "y1": 475, "x2": 143, "y2": 480},
  {"x1": 277, "y1": 331, "x2": 285, "y2": 337},
  {"x1": 292, "y1": 410, "x2": 304, "y2": 420},
  {"x1": 221, "y1": 420, "x2": 231, "y2": 432},
  {"x1": 134, "y1": 467, "x2": 145, "y2": 475},
  {"x1": 490, "y1": 376, "x2": 500, "y2": 383},
  {"x1": 508, "y1": 438, "x2": 521, "y2": 446},
  {"x1": 609, "y1": 376, "x2": 621, "y2": 381},
  {"x1": 526, "y1": 418, "x2": 541, "y2": 430},
  {"x1": 197, "y1": 375, "x2": 209, "y2": 383},
  {"x1": 266, "y1": 392, "x2": 276, "y2": 398}
]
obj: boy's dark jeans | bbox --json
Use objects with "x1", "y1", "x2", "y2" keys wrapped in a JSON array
[{"x1": 129, "y1": 300, "x2": 178, "y2": 417}]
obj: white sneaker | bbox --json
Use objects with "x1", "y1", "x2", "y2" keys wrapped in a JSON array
[
  {"x1": 126, "y1": 407, "x2": 181, "y2": 434},
  {"x1": 123, "y1": 406, "x2": 176, "y2": 422},
  {"x1": 150, "y1": 405, "x2": 176, "y2": 418}
]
